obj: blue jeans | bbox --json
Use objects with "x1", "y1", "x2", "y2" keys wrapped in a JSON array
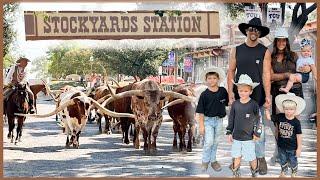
[
  {"x1": 278, "y1": 147, "x2": 298, "y2": 169},
  {"x1": 202, "y1": 116, "x2": 223, "y2": 163},
  {"x1": 255, "y1": 106, "x2": 277, "y2": 158}
]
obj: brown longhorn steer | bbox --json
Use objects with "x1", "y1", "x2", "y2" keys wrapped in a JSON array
[
  {"x1": 166, "y1": 85, "x2": 197, "y2": 152},
  {"x1": 101, "y1": 80, "x2": 195, "y2": 154}
]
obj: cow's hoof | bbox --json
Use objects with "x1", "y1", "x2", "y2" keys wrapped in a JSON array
[
  {"x1": 14, "y1": 141, "x2": 18, "y2": 145},
  {"x1": 124, "y1": 140, "x2": 130, "y2": 144},
  {"x1": 105, "y1": 130, "x2": 112, "y2": 135},
  {"x1": 187, "y1": 148, "x2": 192, "y2": 152},
  {"x1": 7, "y1": 134, "x2": 10, "y2": 139}
]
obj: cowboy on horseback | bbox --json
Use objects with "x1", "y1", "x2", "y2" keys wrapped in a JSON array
[{"x1": 3, "y1": 57, "x2": 35, "y2": 114}]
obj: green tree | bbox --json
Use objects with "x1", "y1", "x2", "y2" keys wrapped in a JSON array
[
  {"x1": 93, "y1": 48, "x2": 169, "y2": 79},
  {"x1": 3, "y1": 3, "x2": 19, "y2": 67},
  {"x1": 30, "y1": 56, "x2": 50, "y2": 79}
]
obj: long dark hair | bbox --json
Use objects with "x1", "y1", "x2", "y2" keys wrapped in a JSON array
[{"x1": 271, "y1": 38, "x2": 296, "y2": 66}]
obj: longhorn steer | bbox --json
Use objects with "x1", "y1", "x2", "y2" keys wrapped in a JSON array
[
  {"x1": 15, "y1": 90, "x2": 123, "y2": 148},
  {"x1": 101, "y1": 80, "x2": 195, "y2": 154},
  {"x1": 166, "y1": 85, "x2": 197, "y2": 152}
]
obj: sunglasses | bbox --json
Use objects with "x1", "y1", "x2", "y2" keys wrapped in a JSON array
[{"x1": 247, "y1": 27, "x2": 260, "y2": 33}]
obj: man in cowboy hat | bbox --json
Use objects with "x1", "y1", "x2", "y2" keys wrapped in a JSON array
[
  {"x1": 4, "y1": 57, "x2": 35, "y2": 114},
  {"x1": 227, "y1": 17, "x2": 272, "y2": 175},
  {"x1": 273, "y1": 93, "x2": 305, "y2": 177}
]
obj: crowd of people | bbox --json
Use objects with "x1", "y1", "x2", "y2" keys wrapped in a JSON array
[{"x1": 196, "y1": 17, "x2": 316, "y2": 177}]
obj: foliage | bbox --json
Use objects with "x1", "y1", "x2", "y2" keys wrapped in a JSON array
[
  {"x1": 3, "y1": 3, "x2": 19, "y2": 60},
  {"x1": 30, "y1": 56, "x2": 50, "y2": 79},
  {"x1": 93, "y1": 48, "x2": 169, "y2": 79}
]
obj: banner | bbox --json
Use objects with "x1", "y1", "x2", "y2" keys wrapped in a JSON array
[
  {"x1": 24, "y1": 11, "x2": 220, "y2": 40},
  {"x1": 183, "y1": 56, "x2": 193, "y2": 72},
  {"x1": 267, "y1": 8, "x2": 282, "y2": 24},
  {"x1": 167, "y1": 51, "x2": 175, "y2": 67},
  {"x1": 244, "y1": 6, "x2": 262, "y2": 22}
]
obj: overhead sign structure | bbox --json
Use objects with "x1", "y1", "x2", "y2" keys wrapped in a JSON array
[
  {"x1": 24, "y1": 11, "x2": 220, "y2": 40},
  {"x1": 267, "y1": 8, "x2": 282, "y2": 24},
  {"x1": 244, "y1": 6, "x2": 262, "y2": 22}
]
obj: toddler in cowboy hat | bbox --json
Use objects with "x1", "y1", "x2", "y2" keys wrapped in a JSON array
[
  {"x1": 272, "y1": 93, "x2": 305, "y2": 177},
  {"x1": 196, "y1": 67, "x2": 228, "y2": 173},
  {"x1": 279, "y1": 38, "x2": 317, "y2": 93},
  {"x1": 226, "y1": 74, "x2": 262, "y2": 177}
]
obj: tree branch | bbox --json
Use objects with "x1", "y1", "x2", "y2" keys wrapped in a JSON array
[
  {"x1": 280, "y1": 3, "x2": 285, "y2": 26},
  {"x1": 305, "y1": 3, "x2": 317, "y2": 15}
]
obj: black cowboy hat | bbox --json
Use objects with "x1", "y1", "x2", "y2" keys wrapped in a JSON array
[{"x1": 238, "y1": 17, "x2": 270, "y2": 38}]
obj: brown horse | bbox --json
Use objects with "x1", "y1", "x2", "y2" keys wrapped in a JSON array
[
  {"x1": 29, "y1": 80, "x2": 50, "y2": 113},
  {"x1": 5, "y1": 83, "x2": 29, "y2": 144}
]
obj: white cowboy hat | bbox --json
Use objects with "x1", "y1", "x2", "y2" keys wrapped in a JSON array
[
  {"x1": 275, "y1": 93, "x2": 306, "y2": 115},
  {"x1": 233, "y1": 74, "x2": 260, "y2": 89},
  {"x1": 274, "y1": 27, "x2": 289, "y2": 39},
  {"x1": 200, "y1": 66, "x2": 225, "y2": 83}
]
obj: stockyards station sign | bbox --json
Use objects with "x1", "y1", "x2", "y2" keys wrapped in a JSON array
[{"x1": 24, "y1": 11, "x2": 220, "y2": 40}]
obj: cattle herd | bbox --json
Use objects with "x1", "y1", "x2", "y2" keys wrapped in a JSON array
[{"x1": 11, "y1": 78, "x2": 208, "y2": 155}]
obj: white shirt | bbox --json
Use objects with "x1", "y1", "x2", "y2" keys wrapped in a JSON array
[
  {"x1": 296, "y1": 56, "x2": 315, "y2": 72},
  {"x1": 4, "y1": 64, "x2": 28, "y2": 85}
]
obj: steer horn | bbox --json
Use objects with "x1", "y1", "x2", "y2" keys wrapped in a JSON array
[
  {"x1": 15, "y1": 99, "x2": 75, "y2": 118},
  {"x1": 161, "y1": 99, "x2": 185, "y2": 110},
  {"x1": 89, "y1": 97, "x2": 136, "y2": 119},
  {"x1": 163, "y1": 91, "x2": 196, "y2": 103}
]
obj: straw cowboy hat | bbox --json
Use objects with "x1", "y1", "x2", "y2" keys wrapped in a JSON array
[
  {"x1": 238, "y1": 17, "x2": 270, "y2": 38},
  {"x1": 274, "y1": 27, "x2": 289, "y2": 39},
  {"x1": 16, "y1": 57, "x2": 31, "y2": 63},
  {"x1": 201, "y1": 66, "x2": 225, "y2": 83},
  {"x1": 275, "y1": 93, "x2": 306, "y2": 115},
  {"x1": 233, "y1": 74, "x2": 260, "y2": 89}
]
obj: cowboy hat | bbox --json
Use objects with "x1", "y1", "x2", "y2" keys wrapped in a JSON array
[
  {"x1": 16, "y1": 57, "x2": 31, "y2": 63},
  {"x1": 200, "y1": 66, "x2": 225, "y2": 83},
  {"x1": 274, "y1": 27, "x2": 289, "y2": 39},
  {"x1": 275, "y1": 93, "x2": 306, "y2": 115},
  {"x1": 233, "y1": 74, "x2": 260, "y2": 89},
  {"x1": 238, "y1": 17, "x2": 270, "y2": 38}
]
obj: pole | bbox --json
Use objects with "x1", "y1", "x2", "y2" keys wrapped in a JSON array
[{"x1": 174, "y1": 49, "x2": 178, "y2": 85}]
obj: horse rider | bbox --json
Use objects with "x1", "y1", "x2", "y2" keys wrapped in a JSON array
[{"x1": 3, "y1": 57, "x2": 35, "y2": 114}]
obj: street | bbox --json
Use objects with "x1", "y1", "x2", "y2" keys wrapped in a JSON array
[{"x1": 3, "y1": 97, "x2": 317, "y2": 177}]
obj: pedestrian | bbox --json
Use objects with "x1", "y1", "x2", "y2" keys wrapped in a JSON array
[
  {"x1": 226, "y1": 74, "x2": 261, "y2": 177},
  {"x1": 227, "y1": 17, "x2": 271, "y2": 175},
  {"x1": 196, "y1": 67, "x2": 228, "y2": 172},
  {"x1": 279, "y1": 38, "x2": 317, "y2": 93},
  {"x1": 273, "y1": 93, "x2": 305, "y2": 177}
]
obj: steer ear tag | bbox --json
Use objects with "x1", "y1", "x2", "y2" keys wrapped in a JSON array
[
  {"x1": 256, "y1": 59, "x2": 260, "y2": 64},
  {"x1": 246, "y1": 114, "x2": 250, "y2": 118}
]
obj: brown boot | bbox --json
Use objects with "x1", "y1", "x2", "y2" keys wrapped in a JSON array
[
  {"x1": 258, "y1": 157, "x2": 268, "y2": 175},
  {"x1": 201, "y1": 162, "x2": 209, "y2": 172},
  {"x1": 211, "y1": 161, "x2": 222, "y2": 171}
]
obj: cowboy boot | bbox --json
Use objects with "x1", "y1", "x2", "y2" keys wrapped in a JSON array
[
  {"x1": 250, "y1": 160, "x2": 259, "y2": 177},
  {"x1": 257, "y1": 157, "x2": 268, "y2": 175},
  {"x1": 291, "y1": 165, "x2": 298, "y2": 177},
  {"x1": 279, "y1": 163, "x2": 288, "y2": 177}
]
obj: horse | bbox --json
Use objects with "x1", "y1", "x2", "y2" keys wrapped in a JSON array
[
  {"x1": 29, "y1": 80, "x2": 50, "y2": 113},
  {"x1": 4, "y1": 83, "x2": 30, "y2": 144}
]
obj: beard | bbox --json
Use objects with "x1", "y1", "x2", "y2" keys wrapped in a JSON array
[{"x1": 249, "y1": 34, "x2": 258, "y2": 41}]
